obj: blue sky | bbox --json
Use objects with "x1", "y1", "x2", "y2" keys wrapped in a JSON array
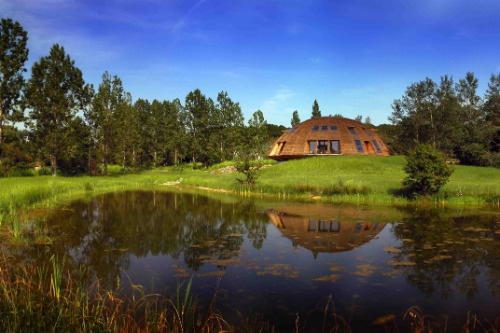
[{"x1": 2, "y1": 0, "x2": 500, "y2": 125}]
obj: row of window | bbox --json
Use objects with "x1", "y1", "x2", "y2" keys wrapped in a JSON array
[
  {"x1": 307, "y1": 139, "x2": 383, "y2": 154},
  {"x1": 307, "y1": 220, "x2": 382, "y2": 233},
  {"x1": 310, "y1": 125, "x2": 375, "y2": 138},
  {"x1": 312, "y1": 125, "x2": 338, "y2": 132}
]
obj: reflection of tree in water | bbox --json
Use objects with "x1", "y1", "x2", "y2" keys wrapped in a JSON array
[
  {"x1": 41, "y1": 191, "x2": 268, "y2": 286},
  {"x1": 391, "y1": 209, "x2": 500, "y2": 300}
]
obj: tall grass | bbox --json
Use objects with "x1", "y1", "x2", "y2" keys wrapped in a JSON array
[{"x1": 0, "y1": 255, "x2": 232, "y2": 333}]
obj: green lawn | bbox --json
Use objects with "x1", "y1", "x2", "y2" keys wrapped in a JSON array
[{"x1": 1, "y1": 156, "x2": 499, "y2": 215}]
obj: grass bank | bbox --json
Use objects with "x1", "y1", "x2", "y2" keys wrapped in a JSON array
[
  {"x1": 0, "y1": 156, "x2": 499, "y2": 218},
  {"x1": 167, "y1": 156, "x2": 500, "y2": 207}
]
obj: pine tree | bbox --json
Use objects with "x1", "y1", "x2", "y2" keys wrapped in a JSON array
[
  {"x1": 25, "y1": 44, "x2": 90, "y2": 176},
  {"x1": 88, "y1": 71, "x2": 130, "y2": 174},
  {"x1": 0, "y1": 18, "x2": 28, "y2": 146},
  {"x1": 291, "y1": 110, "x2": 300, "y2": 127},
  {"x1": 311, "y1": 99, "x2": 321, "y2": 118}
]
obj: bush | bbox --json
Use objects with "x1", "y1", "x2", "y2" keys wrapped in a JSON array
[
  {"x1": 403, "y1": 144, "x2": 453, "y2": 197},
  {"x1": 236, "y1": 158, "x2": 260, "y2": 186}
]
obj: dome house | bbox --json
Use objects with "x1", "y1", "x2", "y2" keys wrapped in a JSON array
[{"x1": 268, "y1": 116, "x2": 389, "y2": 160}]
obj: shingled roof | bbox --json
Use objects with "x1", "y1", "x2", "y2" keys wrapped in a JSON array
[{"x1": 268, "y1": 116, "x2": 389, "y2": 160}]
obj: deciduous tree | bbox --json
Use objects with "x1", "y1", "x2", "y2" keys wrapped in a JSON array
[{"x1": 247, "y1": 110, "x2": 268, "y2": 159}]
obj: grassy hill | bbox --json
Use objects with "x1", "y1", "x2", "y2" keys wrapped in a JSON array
[{"x1": 1, "y1": 156, "x2": 499, "y2": 215}]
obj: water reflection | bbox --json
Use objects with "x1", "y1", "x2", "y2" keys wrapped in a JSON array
[
  {"x1": 6, "y1": 191, "x2": 499, "y2": 331},
  {"x1": 267, "y1": 209, "x2": 385, "y2": 256},
  {"x1": 42, "y1": 191, "x2": 268, "y2": 287},
  {"x1": 390, "y1": 209, "x2": 500, "y2": 300}
]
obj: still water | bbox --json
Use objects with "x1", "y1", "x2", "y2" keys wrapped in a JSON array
[{"x1": 16, "y1": 191, "x2": 500, "y2": 331}]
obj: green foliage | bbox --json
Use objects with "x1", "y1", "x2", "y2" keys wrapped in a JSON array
[
  {"x1": 390, "y1": 72, "x2": 498, "y2": 166},
  {"x1": 403, "y1": 144, "x2": 453, "y2": 197},
  {"x1": 236, "y1": 157, "x2": 260, "y2": 186},
  {"x1": 311, "y1": 99, "x2": 321, "y2": 118},
  {"x1": 246, "y1": 110, "x2": 269, "y2": 159},
  {"x1": 0, "y1": 18, "x2": 28, "y2": 146},
  {"x1": 291, "y1": 110, "x2": 300, "y2": 127},
  {"x1": 25, "y1": 44, "x2": 91, "y2": 176},
  {"x1": 88, "y1": 71, "x2": 130, "y2": 175}
]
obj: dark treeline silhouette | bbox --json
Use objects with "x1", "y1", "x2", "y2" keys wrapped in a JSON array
[{"x1": 0, "y1": 18, "x2": 285, "y2": 176}]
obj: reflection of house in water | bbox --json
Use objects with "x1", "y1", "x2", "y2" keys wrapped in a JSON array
[{"x1": 267, "y1": 209, "x2": 385, "y2": 256}]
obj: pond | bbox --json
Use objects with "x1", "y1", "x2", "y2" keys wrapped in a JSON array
[{"x1": 7, "y1": 190, "x2": 500, "y2": 331}]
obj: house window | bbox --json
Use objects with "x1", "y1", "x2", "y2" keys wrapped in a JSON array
[
  {"x1": 354, "y1": 140, "x2": 364, "y2": 153},
  {"x1": 308, "y1": 220, "x2": 318, "y2": 232},
  {"x1": 330, "y1": 221, "x2": 340, "y2": 232},
  {"x1": 330, "y1": 140, "x2": 340, "y2": 154},
  {"x1": 330, "y1": 125, "x2": 338, "y2": 131},
  {"x1": 308, "y1": 141, "x2": 317, "y2": 154},
  {"x1": 319, "y1": 220, "x2": 330, "y2": 232},
  {"x1": 348, "y1": 127, "x2": 357, "y2": 136},
  {"x1": 372, "y1": 140, "x2": 382, "y2": 153},
  {"x1": 321, "y1": 125, "x2": 328, "y2": 131},
  {"x1": 312, "y1": 125, "x2": 319, "y2": 131},
  {"x1": 318, "y1": 140, "x2": 328, "y2": 154}
]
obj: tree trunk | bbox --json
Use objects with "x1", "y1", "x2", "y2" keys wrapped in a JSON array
[
  {"x1": 430, "y1": 109, "x2": 436, "y2": 148},
  {"x1": 0, "y1": 107, "x2": 4, "y2": 145},
  {"x1": 103, "y1": 143, "x2": 108, "y2": 175},
  {"x1": 153, "y1": 151, "x2": 157, "y2": 167},
  {"x1": 50, "y1": 155, "x2": 57, "y2": 176}
]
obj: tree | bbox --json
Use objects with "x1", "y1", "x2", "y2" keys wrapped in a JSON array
[
  {"x1": 455, "y1": 72, "x2": 491, "y2": 165},
  {"x1": 434, "y1": 75, "x2": 462, "y2": 155},
  {"x1": 389, "y1": 78, "x2": 437, "y2": 150},
  {"x1": 114, "y1": 101, "x2": 139, "y2": 169},
  {"x1": 214, "y1": 91, "x2": 244, "y2": 161},
  {"x1": 184, "y1": 89, "x2": 213, "y2": 165},
  {"x1": 0, "y1": 18, "x2": 28, "y2": 146},
  {"x1": 403, "y1": 144, "x2": 453, "y2": 197},
  {"x1": 247, "y1": 110, "x2": 268, "y2": 159},
  {"x1": 484, "y1": 74, "x2": 500, "y2": 154},
  {"x1": 291, "y1": 110, "x2": 300, "y2": 127},
  {"x1": 164, "y1": 98, "x2": 186, "y2": 165},
  {"x1": 311, "y1": 99, "x2": 321, "y2": 118},
  {"x1": 25, "y1": 44, "x2": 90, "y2": 176},
  {"x1": 88, "y1": 71, "x2": 130, "y2": 174}
]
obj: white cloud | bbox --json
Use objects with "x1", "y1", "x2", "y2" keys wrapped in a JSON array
[{"x1": 260, "y1": 88, "x2": 295, "y2": 119}]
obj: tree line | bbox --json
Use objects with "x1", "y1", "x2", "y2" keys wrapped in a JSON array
[
  {"x1": 0, "y1": 18, "x2": 284, "y2": 176},
  {"x1": 2, "y1": 17, "x2": 498, "y2": 176},
  {"x1": 380, "y1": 73, "x2": 500, "y2": 166}
]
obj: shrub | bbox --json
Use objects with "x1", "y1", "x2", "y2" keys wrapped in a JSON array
[
  {"x1": 236, "y1": 158, "x2": 260, "y2": 186},
  {"x1": 403, "y1": 144, "x2": 453, "y2": 197}
]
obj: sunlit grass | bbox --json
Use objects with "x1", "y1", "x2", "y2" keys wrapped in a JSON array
[{"x1": 0, "y1": 157, "x2": 499, "y2": 217}]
